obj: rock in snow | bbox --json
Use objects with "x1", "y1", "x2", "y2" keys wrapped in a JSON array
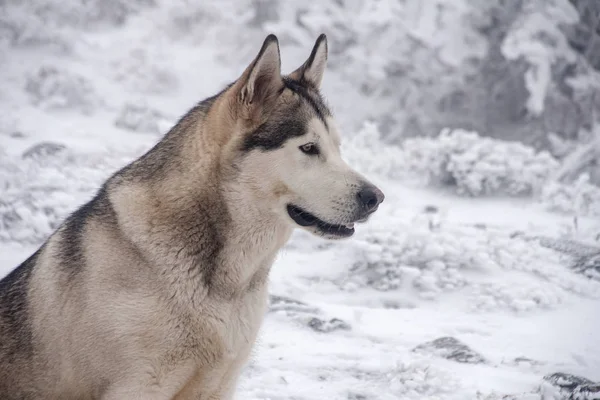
[
  {"x1": 21, "y1": 142, "x2": 67, "y2": 160},
  {"x1": 307, "y1": 317, "x2": 352, "y2": 333},
  {"x1": 412, "y1": 337, "x2": 487, "y2": 364},
  {"x1": 573, "y1": 253, "x2": 600, "y2": 281},
  {"x1": 542, "y1": 372, "x2": 600, "y2": 400}
]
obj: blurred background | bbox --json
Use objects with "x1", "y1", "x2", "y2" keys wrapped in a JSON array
[
  {"x1": 2, "y1": 0, "x2": 600, "y2": 202},
  {"x1": 1, "y1": 1, "x2": 600, "y2": 399}
]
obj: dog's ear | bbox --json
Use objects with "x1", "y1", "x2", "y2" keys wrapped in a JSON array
[
  {"x1": 289, "y1": 34, "x2": 328, "y2": 89},
  {"x1": 234, "y1": 34, "x2": 283, "y2": 122}
]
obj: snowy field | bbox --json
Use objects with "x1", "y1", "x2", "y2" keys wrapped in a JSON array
[{"x1": 1, "y1": 1, "x2": 600, "y2": 399}]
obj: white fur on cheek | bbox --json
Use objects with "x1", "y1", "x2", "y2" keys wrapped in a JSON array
[{"x1": 277, "y1": 118, "x2": 364, "y2": 223}]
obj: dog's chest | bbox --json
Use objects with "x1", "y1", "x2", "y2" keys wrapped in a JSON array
[
  {"x1": 179, "y1": 283, "x2": 269, "y2": 362},
  {"x1": 171, "y1": 288, "x2": 269, "y2": 399}
]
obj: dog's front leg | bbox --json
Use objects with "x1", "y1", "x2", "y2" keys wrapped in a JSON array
[
  {"x1": 206, "y1": 351, "x2": 254, "y2": 400},
  {"x1": 101, "y1": 362, "x2": 197, "y2": 400},
  {"x1": 207, "y1": 379, "x2": 237, "y2": 400}
]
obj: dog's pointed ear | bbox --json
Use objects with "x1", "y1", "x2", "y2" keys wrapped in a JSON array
[
  {"x1": 289, "y1": 34, "x2": 328, "y2": 89},
  {"x1": 235, "y1": 34, "x2": 283, "y2": 118}
]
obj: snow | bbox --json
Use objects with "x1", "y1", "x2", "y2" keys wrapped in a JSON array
[
  {"x1": 501, "y1": 1, "x2": 579, "y2": 117},
  {"x1": 1, "y1": 1, "x2": 600, "y2": 399}
]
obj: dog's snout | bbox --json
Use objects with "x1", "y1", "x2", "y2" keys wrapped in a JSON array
[{"x1": 357, "y1": 185, "x2": 385, "y2": 213}]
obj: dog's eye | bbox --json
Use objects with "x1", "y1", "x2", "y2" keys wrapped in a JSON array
[{"x1": 299, "y1": 143, "x2": 319, "y2": 155}]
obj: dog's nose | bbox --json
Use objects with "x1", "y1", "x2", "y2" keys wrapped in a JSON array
[{"x1": 357, "y1": 185, "x2": 385, "y2": 213}]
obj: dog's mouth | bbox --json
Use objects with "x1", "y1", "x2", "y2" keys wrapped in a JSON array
[{"x1": 286, "y1": 204, "x2": 355, "y2": 238}]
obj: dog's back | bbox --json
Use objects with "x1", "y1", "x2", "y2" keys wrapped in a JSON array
[{"x1": 0, "y1": 192, "x2": 121, "y2": 399}]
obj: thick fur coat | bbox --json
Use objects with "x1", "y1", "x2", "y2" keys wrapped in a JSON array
[{"x1": 0, "y1": 34, "x2": 384, "y2": 399}]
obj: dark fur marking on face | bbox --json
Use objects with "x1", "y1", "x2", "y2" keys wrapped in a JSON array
[
  {"x1": 241, "y1": 113, "x2": 307, "y2": 152},
  {"x1": 241, "y1": 78, "x2": 332, "y2": 152}
]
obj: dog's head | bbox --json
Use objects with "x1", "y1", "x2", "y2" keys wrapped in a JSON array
[{"x1": 221, "y1": 34, "x2": 384, "y2": 239}]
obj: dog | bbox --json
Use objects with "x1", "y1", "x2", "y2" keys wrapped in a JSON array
[{"x1": 0, "y1": 33, "x2": 384, "y2": 399}]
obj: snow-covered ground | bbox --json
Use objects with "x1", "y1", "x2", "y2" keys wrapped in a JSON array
[{"x1": 1, "y1": 1, "x2": 600, "y2": 399}]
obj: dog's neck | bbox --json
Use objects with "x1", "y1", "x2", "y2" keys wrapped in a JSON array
[
  {"x1": 109, "y1": 101, "x2": 292, "y2": 307},
  {"x1": 217, "y1": 188, "x2": 292, "y2": 297}
]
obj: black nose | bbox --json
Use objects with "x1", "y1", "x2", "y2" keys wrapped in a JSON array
[{"x1": 357, "y1": 185, "x2": 385, "y2": 213}]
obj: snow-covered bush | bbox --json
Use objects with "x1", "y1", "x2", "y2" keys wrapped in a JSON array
[
  {"x1": 114, "y1": 102, "x2": 172, "y2": 134},
  {"x1": 0, "y1": 144, "x2": 136, "y2": 244},
  {"x1": 335, "y1": 213, "x2": 599, "y2": 313},
  {"x1": 112, "y1": 48, "x2": 179, "y2": 95},
  {"x1": 541, "y1": 174, "x2": 600, "y2": 217},
  {"x1": 25, "y1": 66, "x2": 100, "y2": 113},
  {"x1": 344, "y1": 123, "x2": 600, "y2": 205},
  {"x1": 401, "y1": 129, "x2": 560, "y2": 196},
  {"x1": 342, "y1": 121, "x2": 408, "y2": 180},
  {"x1": 0, "y1": 0, "x2": 156, "y2": 58},
  {"x1": 1, "y1": 0, "x2": 155, "y2": 32},
  {"x1": 386, "y1": 361, "x2": 461, "y2": 399}
]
